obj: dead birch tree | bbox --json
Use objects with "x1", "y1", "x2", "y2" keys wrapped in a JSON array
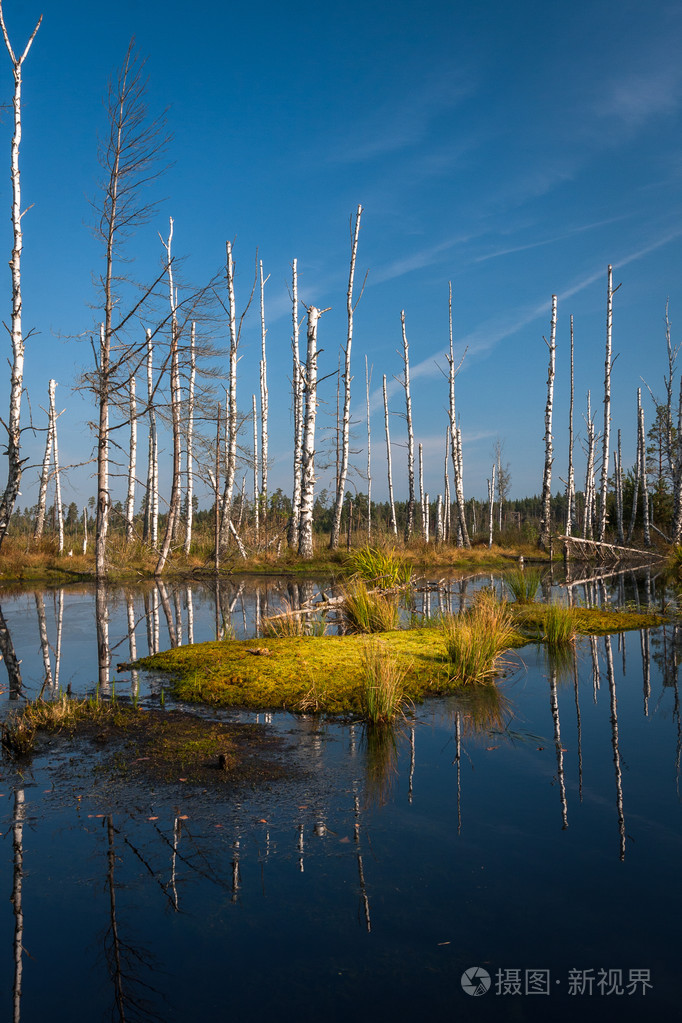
[
  {"x1": 143, "y1": 328, "x2": 158, "y2": 547},
  {"x1": 34, "y1": 379, "x2": 56, "y2": 539},
  {"x1": 91, "y1": 40, "x2": 170, "y2": 579},
  {"x1": 0, "y1": 8, "x2": 41, "y2": 547},
  {"x1": 156, "y1": 218, "x2": 183, "y2": 576},
  {"x1": 539, "y1": 295, "x2": 557, "y2": 550},
  {"x1": 183, "y1": 322, "x2": 195, "y2": 555},
  {"x1": 124, "y1": 372, "x2": 136, "y2": 543},
  {"x1": 288, "y1": 259, "x2": 303, "y2": 548},
  {"x1": 259, "y1": 261, "x2": 269, "y2": 531},
  {"x1": 252, "y1": 393, "x2": 259, "y2": 542},
  {"x1": 298, "y1": 305, "x2": 329, "y2": 558},
  {"x1": 446, "y1": 284, "x2": 470, "y2": 547},
  {"x1": 400, "y1": 310, "x2": 416, "y2": 542},
  {"x1": 365, "y1": 355, "x2": 372, "y2": 541},
  {"x1": 599, "y1": 265, "x2": 620, "y2": 540},
  {"x1": 638, "y1": 388, "x2": 651, "y2": 546},
  {"x1": 565, "y1": 314, "x2": 575, "y2": 536},
  {"x1": 383, "y1": 374, "x2": 397, "y2": 536},
  {"x1": 51, "y1": 382, "x2": 63, "y2": 554},
  {"x1": 330, "y1": 205, "x2": 363, "y2": 549},
  {"x1": 583, "y1": 391, "x2": 596, "y2": 540}
]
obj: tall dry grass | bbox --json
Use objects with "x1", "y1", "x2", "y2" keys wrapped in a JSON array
[{"x1": 443, "y1": 589, "x2": 515, "y2": 685}]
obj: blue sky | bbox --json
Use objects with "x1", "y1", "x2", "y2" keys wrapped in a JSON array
[{"x1": 0, "y1": 0, "x2": 681, "y2": 514}]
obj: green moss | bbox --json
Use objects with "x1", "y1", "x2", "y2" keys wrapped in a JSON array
[
  {"x1": 137, "y1": 630, "x2": 470, "y2": 715},
  {"x1": 511, "y1": 604, "x2": 663, "y2": 637}
]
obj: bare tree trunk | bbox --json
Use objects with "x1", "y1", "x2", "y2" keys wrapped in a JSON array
[
  {"x1": 584, "y1": 391, "x2": 596, "y2": 540},
  {"x1": 82, "y1": 506, "x2": 88, "y2": 555},
  {"x1": 144, "y1": 328, "x2": 159, "y2": 547},
  {"x1": 383, "y1": 374, "x2": 397, "y2": 536},
  {"x1": 419, "y1": 442, "x2": 426, "y2": 541},
  {"x1": 52, "y1": 383, "x2": 63, "y2": 555},
  {"x1": 365, "y1": 355, "x2": 372, "y2": 541},
  {"x1": 288, "y1": 259, "x2": 303, "y2": 547},
  {"x1": 259, "y1": 261, "x2": 269, "y2": 532},
  {"x1": 95, "y1": 321, "x2": 110, "y2": 577},
  {"x1": 443, "y1": 430, "x2": 451, "y2": 541},
  {"x1": 566, "y1": 315, "x2": 575, "y2": 536},
  {"x1": 219, "y1": 240, "x2": 239, "y2": 546},
  {"x1": 672, "y1": 372, "x2": 682, "y2": 544},
  {"x1": 330, "y1": 204, "x2": 363, "y2": 549},
  {"x1": 488, "y1": 463, "x2": 495, "y2": 548},
  {"x1": 400, "y1": 310, "x2": 416, "y2": 542},
  {"x1": 599, "y1": 265, "x2": 618, "y2": 541},
  {"x1": 627, "y1": 391, "x2": 641, "y2": 543},
  {"x1": 125, "y1": 371, "x2": 136, "y2": 543},
  {"x1": 214, "y1": 403, "x2": 221, "y2": 574},
  {"x1": 298, "y1": 306, "x2": 328, "y2": 558},
  {"x1": 183, "y1": 322, "x2": 195, "y2": 555},
  {"x1": 638, "y1": 388, "x2": 651, "y2": 546},
  {"x1": 615, "y1": 429, "x2": 625, "y2": 544},
  {"x1": 34, "y1": 379, "x2": 56, "y2": 539},
  {"x1": 539, "y1": 295, "x2": 557, "y2": 550},
  {"x1": 447, "y1": 283, "x2": 470, "y2": 547},
  {"x1": 156, "y1": 219, "x2": 183, "y2": 575},
  {"x1": 436, "y1": 494, "x2": 443, "y2": 542},
  {"x1": 0, "y1": 10, "x2": 41, "y2": 548},
  {"x1": 252, "y1": 393, "x2": 259, "y2": 543}
]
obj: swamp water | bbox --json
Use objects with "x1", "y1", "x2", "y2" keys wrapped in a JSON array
[{"x1": 0, "y1": 571, "x2": 680, "y2": 1021}]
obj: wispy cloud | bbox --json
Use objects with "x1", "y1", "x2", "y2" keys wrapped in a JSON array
[
  {"x1": 324, "y1": 68, "x2": 477, "y2": 166},
  {"x1": 474, "y1": 214, "x2": 632, "y2": 264},
  {"x1": 594, "y1": 66, "x2": 682, "y2": 130}
]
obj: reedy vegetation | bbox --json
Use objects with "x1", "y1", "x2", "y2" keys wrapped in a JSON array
[{"x1": 443, "y1": 589, "x2": 516, "y2": 685}]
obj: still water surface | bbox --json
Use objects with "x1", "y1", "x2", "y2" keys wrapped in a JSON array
[{"x1": 0, "y1": 570, "x2": 680, "y2": 1021}]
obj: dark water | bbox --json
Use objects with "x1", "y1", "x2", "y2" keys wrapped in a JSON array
[{"x1": 0, "y1": 570, "x2": 680, "y2": 1021}]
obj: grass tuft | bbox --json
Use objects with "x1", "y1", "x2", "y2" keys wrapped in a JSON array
[
  {"x1": 345, "y1": 544, "x2": 413, "y2": 587},
  {"x1": 443, "y1": 589, "x2": 515, "y2": 685},
  {"x1": 360, "y1": 639, "x2": 410, "y2": 724},
  {"x1": 505, "y1": 567, "x2": 542, "y2": 603},
  {"x1": 542, "y1": 602, "x2": 576, "y2": 648},
  {"x1": 342, "y1": 579, "x2": 400, "y2": 633}
]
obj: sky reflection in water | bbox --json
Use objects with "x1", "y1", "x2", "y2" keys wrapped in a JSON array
[{"x1": 0, "y1": 570, "x2": 680, "y2": 1021}]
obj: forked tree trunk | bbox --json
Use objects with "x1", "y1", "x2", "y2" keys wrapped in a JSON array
[
  {"x1": 383, "y1": 374, "x2": 397, "y2": 536},
  {"x1": 156, "y1": 219, "x2": 182, "y2": 576},
  {"x1": 539, "y1": 295, "x2": 557, "y2": 550},
  {"x1": 0, "y1": 10, "x2": 41, "y2": 548},
  {"x1": 330, "y1": 204, "x2": 363, "y2": 549},
  {"x1": 400, "y1": 311, "x2": 416, "y2": 542}
]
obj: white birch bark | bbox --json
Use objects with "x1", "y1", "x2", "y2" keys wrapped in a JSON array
[
  {"x1": 638, "y1": 388, "x2": 651, "y2": 546},
  {"x1": 583, "y1": 391, "x2": 595, "y2": 540},
  {"x1": 383, "y1": 374, "x2": 397, "y2": 536},
  {"x1": 615, "y1": 430, "x2": 625, "y2": 544},
  {"x1": 298, "y1": 305, "x2": 327, "y2": 558},
  {"x1": 627, "y1": 392, "x2": 641, "y2": 543},
  {"x1": 0, "y1": 10, "x2": 41, "y2": 547},
  {"x1": 125, "y1": 372, "x2": 137, "y2": 543},
  {"x1": 219, "y1": 239, "x2": 238, "y2": 546},
  {"x1": 566, "y1": 314, "x2": 575, "y2": 537},
  {"x1": 252, "y1": 393, "x2": 259, "y2": 542},
  {"x1": 436, "y1": 494, "x2": 443, "y2": 543},
  {"x1": 82, "y1": 506, "x2": 88, "y2": 555},
  {"x1": 419, "y1": 442, "x2": 426, "y2": 541},
  {"x1": 447, "y1": 283, "x2": 470, "y2": 547},
  {"x1": 156, "y1": 218, "x2": 183, "y2": 575},
  {"x1": 488, "y1": 463, "x2": 495, "y2": 548},
  {"x1": 539, "y1": 295, "x2": 557, "y2": 550},
  {"x1": 672, "y1": 373, "x2": 682, "y2": 544},
  {"x1": 400, "y1": 310, "x2": 415, "y2": 542},
  {"x1": 424, "y1": 493, "x2": 430, "y2": 543},
  {"x1": 145, "y1": 328, "x2": 158, "y2": 547},
  {"x1": 183, "y1": 321, "x2": 195, "y2": 555},
  {"x1": 330, "y1": 204, "x2": 363, "y2": 549},
  {"x1": 288, "y1": 259, "x2": 303, "y2": 547},
  {"x1": 34, "y1": 380, "x2": 56, "y2": 540},
  {"x1": 599, "y1": 265, "x2": 615, "y2": 541},
  {"x1": 443, "y1": 429, "x2": 451, "y2": 541},
  {"x1": 365, "y1": 355, "x2": 372, "y2": 541},
  {"x1": 259, "y1": 261, "x2": 269, "y2": 530},
  {"x1": 95, "y1": 321, "x2": 110, "y2": 575},
  {"x1": 52, "y1": 383, "x2": 63, "y2": 555}
]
